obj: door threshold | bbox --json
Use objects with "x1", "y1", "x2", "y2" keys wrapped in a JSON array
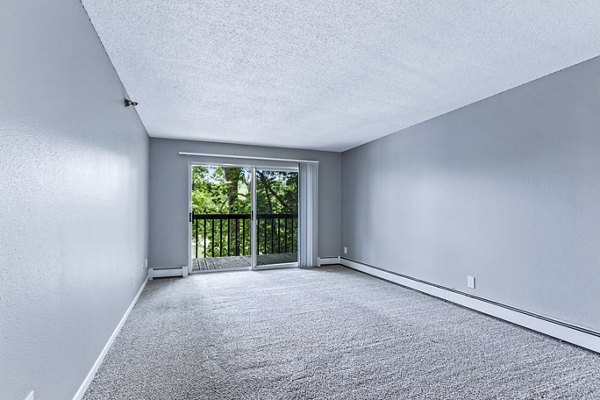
[
  {"x1": 191, "y1": 267, "x2": 252, "y2": 274},
  {"x1": 253, "y1": 262, "x2": 298, "y2": 271},
  {"x1": 190, "y1": 263, "x2": 298, "y2": 274}
]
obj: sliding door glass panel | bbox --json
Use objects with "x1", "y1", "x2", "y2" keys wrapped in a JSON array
[
  {"x1": 254, "y1": 169, "x2": 298, "y2": 267},
  {"x1": 191, "y1": 165, "x2": 252, "y2": 272}
]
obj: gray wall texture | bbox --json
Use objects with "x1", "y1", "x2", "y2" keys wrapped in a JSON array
[
  {"x1": 342, "y1": 56, "x2": 600, "y2": 332},
  {"x1": 0, "y1": 1, "x2": 149, "y2": 399},
  {"x1": 149, "y1": 138, "x2": 341, "y2": 269}
]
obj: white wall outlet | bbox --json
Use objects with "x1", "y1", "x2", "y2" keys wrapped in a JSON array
[
  {"x1": 25, "y1": 391, "x2": 34, "y2": 400},
  {"x1": 143, "y1": 258, "x2": 148, "y2": 271},
  {"x1": 343, "y1": 246, "x2": 348, "y2": 254},
  {"x1": 467, "y1": 275, "x2": 476, "y2": 289}
]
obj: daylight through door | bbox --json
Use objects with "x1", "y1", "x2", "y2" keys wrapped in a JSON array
[{"x1": 190, "y1": 164, "x2": 298, "y2": 272}]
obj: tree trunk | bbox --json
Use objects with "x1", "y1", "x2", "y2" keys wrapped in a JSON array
[{"x1": 223, "y1": 167, "x2": 239, "y2": 213}]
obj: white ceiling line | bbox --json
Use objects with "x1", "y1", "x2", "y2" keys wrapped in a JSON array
[{"x1": 178, "y1": 152, "x2": 319, "y2": 164}]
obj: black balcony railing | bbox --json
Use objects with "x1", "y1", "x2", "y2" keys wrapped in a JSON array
[{"x1": 192, "y1": 213, "x2": 298, "y2": 258}]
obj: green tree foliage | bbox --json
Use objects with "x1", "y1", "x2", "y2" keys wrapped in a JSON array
[
  {"x1": 256, "y1": 170, "x2": 298, "y2": 214},
  {"x1": 191, "y1": 166, "x2": 251, "y2": 214}
]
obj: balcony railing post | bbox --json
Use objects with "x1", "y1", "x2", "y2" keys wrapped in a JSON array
[
  {"x1": 270, "y1": 217, "x2": 274, "y2": 254},
  {"x1": 284, "y1": 218, "x2": 288, "y2": 253},
  {"x1": 276, "y1": 218, "x2": 280, "y2": 254},
  {"x1": 211, "y1": 218, "x2": 215, "y2": 257},
  {"x1": 237, "y1": 217, "x2": 239, "y2": 256},
  {"x1": 242, "y1": 218, "x2": 246, "y2": 255},
  {"x1": 227, "y1": 218, "x2": 231, "y2": 256},
  {"x1": 257, "y1": 218, "x2": 260, "y2": 254},
  {"x1": 263, "y1": 217, "x2": 267, "y2": 254},
  {"x1": 219, "y1": 219, "x2": 223, "y2": 257},
  {"x1": 195, "y1": 220, "x2": 198, "y2": 259},
  {"x1": 203, "y1": 218, "x2": 207, "y2": 258}
]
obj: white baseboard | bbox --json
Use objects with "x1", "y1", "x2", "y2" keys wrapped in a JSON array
[
  {"x1": 72, "y1": 279, "x2": 148, "y2": 400},
  {"x1": 318, "y1": 256, "x2": 340, "y2": 266},
  {"x1": 148, "y1": 266, "x2": 188, "y2": 280},
  {"x1": 340, "y1": 257, "x2": 600, "y2": 354}
]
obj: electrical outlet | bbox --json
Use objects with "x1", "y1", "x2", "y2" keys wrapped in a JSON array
[
  {"x1": 143, "y1": 258, "x2": 148, "y2": 271},
  {"x1": 467, "y1": 276, "x2": 476, "y2": 289},
  {"x1": 343, "y1": 246, "x2": 348, "y2": 254}
]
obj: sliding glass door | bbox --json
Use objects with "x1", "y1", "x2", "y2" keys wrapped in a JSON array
[
  {"x1": 253, "y1": 168, "x2": 299, "y2": 268},
  {"x1": 190, "y1": 164, "x2": 298, "y2": 272},
  {"x1": 190, "y1": 165, "x2": 253, "y2": 272}
]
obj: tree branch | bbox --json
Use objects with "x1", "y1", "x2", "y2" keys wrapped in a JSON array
[{"x1": 257, "y1": 171, "x2": 289, "y2": 211}]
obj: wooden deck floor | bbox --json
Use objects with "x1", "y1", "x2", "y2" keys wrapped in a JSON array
[{"x1": 193, "y1": 253, "x2": 297, "y2": 271}]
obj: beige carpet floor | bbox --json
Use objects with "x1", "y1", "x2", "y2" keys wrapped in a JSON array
[{"x1": 84, "y1": 266, "x2": 600, "y2": 399}]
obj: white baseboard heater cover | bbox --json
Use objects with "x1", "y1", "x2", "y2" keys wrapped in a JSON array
[
  {"x1": 318, "y1": 256, "x2": 341, "y2": 266},
  {"x1": 148, "y1": 266, "x2": 188, "y2": 280},
  {"x1": 340, "y1": 257, "x2": 600, "y2": 354}
]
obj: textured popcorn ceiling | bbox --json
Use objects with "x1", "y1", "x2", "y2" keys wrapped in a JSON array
[{"x1": 82, "y1": 1, "x2": 600, "y2": 151}]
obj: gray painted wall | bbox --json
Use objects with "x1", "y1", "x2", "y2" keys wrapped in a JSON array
[
  {"x1": 149, "y1": 138, "x2": 341, "y2": 269},
  {"x1": 0, "y1": 1, "x2": 149, "y2": 399},
  {"x1": 342, "y1": 56, "x2": 600, "y2": 332}
]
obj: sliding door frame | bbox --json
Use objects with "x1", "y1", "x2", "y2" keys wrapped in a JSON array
[
  {"x1": 251, "y1": 166, "x2": 299, "y2": 270},
  {"x1": 187, "y1": 161, "x2": 254, "y2": 274},
  {"x1": 250, "y1": 167, "x2": 257, "y2": 269},
  {"x1": 187, "y1": 161, "x2": 299, "y2": 273}
]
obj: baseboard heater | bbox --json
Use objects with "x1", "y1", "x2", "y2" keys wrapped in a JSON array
[
  {"x1": 318, "y1": 256, "x2": 341, "y2": 266},
  {"x1": 148, "y1": 266, "x2": 189, "y2": 280},
  {"x1": 340, "y1": 257, "x2": 600, "y2": 354}
]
